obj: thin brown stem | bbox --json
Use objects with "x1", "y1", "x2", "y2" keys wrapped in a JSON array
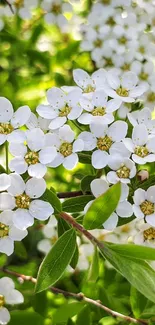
[
  {"x1": 59, "y1": 211, "x2": 103, "y2": 248},
  {"x1": 0, "y1": 267, "x2": 147, "y2": 325},
  {"x1": 57, "y1": 191, "x2": 84, "y2": 198},
  {"x1": 4, "y1": 0, "x2": 14, "y2": 14}
]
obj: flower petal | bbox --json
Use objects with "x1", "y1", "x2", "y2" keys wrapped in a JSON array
[
  {"x1": 132, "y1": 125, "x2": 148, "y2": 146},
  {"x1": 92, "y1": 150, "x2": 109, "y2": 169},
  {"x1": 134, "y1": 188, "x2": 146, "y2": 205},
  {"x1": 73, "y1": 139, "x2": 84, "y2": 153},
  {"x1": 146, "y1": 214, "x2": 155, "y2": 227},
  {"x1": 9, "y1": 157, "x2": 28, "y2": 175},
  {"x1": 59, "y1": 125, "x2": 75, "y2": 143},
  {"x1": 63, "y1": 153, "x2": 78, "y2": 170},
  {"x1": 107, "y1": 121, "x2": 127, "y2": 141},
  {"x1": 103, "y1": 212, "x2": 118, "y2": 230},
  {"x1": 116, "y1": 201, "x2": 133, "y2": 218},
  {"x1": 29, "y1": 200, "x2": 54, "y2": 220},
  {"x1": 36, "y1": 104, "x2": 58, "y2": 119},
  {"x1": 49, "y1": 117, "x2": 67, "y2": 130},
  {"x1": 13, "y1": 209, "x2": 34, "y2": 230},
  {"x1": 0, "y1": 97, "x2": 13, "y2": 122},
  {"x1": 28, "y1": 163, "x2": 46, "y2": 179},
  {"x1": 90, "y1": 179, "x2": 109, "y2": 198},
  {"x1": 78, "y1": 132, "x2": 96, "y2": 151},
  {"x1": 146, "y1": 186, "x2": 155, "y2": 203},
  {"x1": 0, "y1": 174, "x2": 11, "y2": 191},
  {"x1": 25, "y1": 178, "x2": 46, "y2": 198},
  {"x1": 5, "y1": 290, "x2": 24, "y2": 305},
  {"x1": 0, "y1": 237, "x2": 14, "y2": 256},
  {"x1": 0, "y1": 307, "x2": 10, "y2": 324},
  {"x1": 0, "y1": 193, "x2": 15, "y2": 210},
  {"x1": 11, "y1": 106, "x2": 31, "y2": 128},
  {"x1": 7, "y1": 173, "x2": 25, "y2": 196},
  {"x1": 26, "y1": 128, "x2": 45, "y2": 151},
  {"x1": 9, "y1": 143, "x2": 27, "y2": 157},
  {"x1": 39, "y1": 146, "x2": 57, "y2": 164}
]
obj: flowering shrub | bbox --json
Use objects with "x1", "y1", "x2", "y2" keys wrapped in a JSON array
[{"x1": 1, "y1": 0, "x2": 155, "y2": 324}]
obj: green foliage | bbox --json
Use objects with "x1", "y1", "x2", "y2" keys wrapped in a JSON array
[
  {"x1": 87, "y1": 246, "x2": 99, "y2": 282},
  {"x1": 81, "y1": 175, "x2": 95, "y2": 193},
  {"x1": 76, "y1": 305, "x2": 91, "y2": 325},
  {"x1": 41, "y1": 188, "x2": 62, "y2": 214},
  {"x1": 62, "y1": 195, "x2": 94, "y2": 213},
  {"x1": 83, "y1": 183, "x2": 121, "y2": 230},
  {"x1": 107, "y1": 243, "x2": 155, "y2": 260},
  {"x1": 52, "y1": 302, "x2": 85, "y2": 323},
  {"x1": 35, "y1": 229, "x2": 76, "y2": 293}
]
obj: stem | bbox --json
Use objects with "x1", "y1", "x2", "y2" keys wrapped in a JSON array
[
  {"x1": 0, "y1": 267, "x2": 147, "y2": 325},
  {"x1": 57, "y1": 191, "x2": 91, "y2": 198},
  {"x1": 5, "y1": 141, "x2": 9, "y2": 174},
  {"x1": 4, "y1": 0, "x2": 14, "y2": 14},
  {"x1": 59, "y1": 211, "x2": 103, "y2": 248}
]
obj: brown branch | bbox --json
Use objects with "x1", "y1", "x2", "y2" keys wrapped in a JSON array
[
  {"x1": 59, "y1": 211, "x2": 103, "y2": 248},
  {"x1": 4, "y1": 0, "x2": 14, "y2": 14},
  {"x1": 0, "y1": 267, "x2": 147, "y2": 325},
  {"x1": 57, "y1": 191, "x2": 84, "y2": 198}
]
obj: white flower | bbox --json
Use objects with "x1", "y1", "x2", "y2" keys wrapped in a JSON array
[
  {"x1": 6, "y1": 174, "x2": 53, "y2": 230},
  {"x1": 72, "y1": 68, "x2": 107, "y2": 95},
  {"x1": 78, "y1": 89, "x2": 121, "y2": 125},
  {"x1": 47, "y1": 125, "x2": 84, "y2": 170},
  {"x1": 128, "y1": 107, "x2": 155, "y2": 135},
  {"x1": 123, "y1": 124, "x2": 155, "y2": 164},
  {"x1": 0, "y1": 277, "x2": 24, "y2": 324},
  {"x1": 26, "y1": 113, "x2": 51, "y2": 131},
  {"x1": 133, "y1": 186, "x2": 155, "y2": 226},
  {"x1": 37, "y1": 216, "x2": 57, "y2": 254},
  {"x1": 41, "y1": 0, "x2": 72, "y2": 30},
  {"x1": 134, "y1": 221, "x2": 155, "y2": 247},
  {"x1": 0, "y1": 97, "x2": 31, "y2": 145},
  {"x1": 37, "y1": 87, "x2": 83, "y2": 130},
  {"x1": 0, "y1": 210, "x2": 27, "y2": 256},
  {"x1": 103, "y1": 71, "x2": 147, "y2": 103},
  {"x1": 0, "y1": 174, "x2": 11, "y2": 192},
  {"x1": 9, "y1": 128, "x2": 57, "y2": 178},
  {"x1": 79, "y1": 121, "x2": 128, "y2": 169},
  {"x1": 131, "y1": 60, "x2": 155, "y2": 84},
  {"x1": 85, "y1": 179, "x2": 132, "y2": 230},
  {"x1": 107, "y1": 157, "x2": 136, "y2": 184}
]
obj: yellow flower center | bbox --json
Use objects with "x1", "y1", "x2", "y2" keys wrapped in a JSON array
[
  {"x1": 106, "y1": 17, "x2": 115, "y2": 26},
  {"x1": 14, "y1": 0, "x2": 24, "y2": 8},
  {"x1": 140, "y1": 200, "x2": 154, "y2": 215},
  {"x1": 93, "y1": 39, "x2": 103, "y2": 48},
  {"x1": 139, "y1": 46, "x2": 145, "y2": 54},
  {"x1": 16, "y1": 194, "x2": 31, "y2": 209},
  {"x1": 84, "y1": 85, "x2": 96, "y2": 93},
  {"x1": 147, "y1": 92, "x2": 155, "y2": 102},
  {"x1": 121, "y1": 63, "x2": 131, "y2": 71},
  {"x1": 97, "y1": 136, "x2": 112, "y2": 151},
  {"x1": 116, "y1": 87, "x2": 129, "y2": 97},
  {"x1": 50, "y1": 235, "x2": 58, "y2": 245},
  {"x1": 0, "y1": 123, "x2": 14, "y2": 135},
  {"x1": 101, "y1": 0, "x2": 111, "y2": 4},
  {"x1": 143, "y1": 227, "x2": 155, "y2": 240},
  {"x1": 139, "y1": 72, "x2": 148, "y2": 81},
  {"x1": 51, "y1": 3, "x2": 61, "y2": 14},
  {"x1": 92, "y1": 107, "x2": 106, "y2": 116},
  {"x1": 134, "y1": 146, "x2": 149, "y2": 158},
  {"x1": 0, "y1": 295, "x2": 5, "y2": 308},
  {"x1": 116, "y1": 164, "x2": 130, "y2": 178},
  {"x1": 118, "y1": 36, "x2": 127, "y2": 45},
  {"x1": 25, "y1": 151, "x2": 39, "y2": 165},
  {"x1": 59, "y1": 105, "x2": 71, "y2": 117},
  {"x1": 105, "y1": 57, "x2": 113, "y2": 67},
  {"x1": 59, "y1": 142, "x2": 73, "y2": 157},
  {"x1": 0, "y1": 223, "x2": 9, "y2": 238}
]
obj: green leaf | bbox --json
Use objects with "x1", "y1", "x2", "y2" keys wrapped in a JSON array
[
  {"x1": 35, "y1": 229, "x2": 76, "y2": 293},
  {"x1": 130, "y1": 287, "x2": 147, "y2": 318},
  {"x1": 62, "y1": 195, "x2": 94, "y2": 213},
  {"x1": 9, "y1": 311, "x2": 44, "y2": 325},
  {"x1": 14, "y1": 241, "x2": 28, "y2": 260},
  {"x1": 52, "y1": 302, "x2": 84, "y2": 323},
  {"x1": 41, "y1": 188, "x2": 62, "y2": 214},
  {"x1": 78, "y1": 153, "x2": 91, "y2": 164},
  {"x1": 101, "y1": 246, "x2": 155, "y2": 303},
  {"x1": 70, "y1": 244, "x2": 79, "y2": 269},
  {"x1": 83, "y1": 183, "x2": 121, "y2": 230},
  {"x1": 81, "y1": 175, "x2": 95, "y2": 193},
  {"x1": 107, "y1": 243, "x2": 155, "y2": 260},
  {"x1": 76, "y1": 305, "x2": 91, "y2": 325},
  {"x1": 88, "y1": 246, "x2": 99, "y2": 282}
]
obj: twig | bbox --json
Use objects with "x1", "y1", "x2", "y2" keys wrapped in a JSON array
[
  {"x1": 0, "y1": 267, "x2": 147, "y2": 325},
  {"x1": 59, "y1": 211, "x2": 103, "y2": 248},
  {"x1": 4, "y1": 0, "x2": 14, "y2": 14},
  {"x1": 58, "y1": 191, "x2": 85, "y2": 198}
]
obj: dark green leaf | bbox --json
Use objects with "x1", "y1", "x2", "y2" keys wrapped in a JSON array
[
  {"x1": 41, "y1": 188, "x2": 62, "y2": 214},
  {"x1": 130, "y1": 287, "x2": 147, "y2": 318},
  {"x1": 81, "y1": 175, "x2": 95, "y2": 193},
  {"x1": 83, "y1": 183, "x2": 121, "y2": 230},
  {"x1": 101, "y1": 246, "x2": 155, "y2": 303},
  {"x1": 52, "y1": 302, "x2": 84, "y2": 323},
  {"x1": 62, "y1": 195, "x2": 94, "y2": 213},
  {"x1": 76, "y1": 305, "x2": 91, "y2": 325},
  {"x1": 88, "y1": 246, "x2": 99, "y2": 282},
  {"x1": 35, "y1": 229, "x2": 76, "y2": 293},
  {"x1": 70, "y1": 244, "x2": 79, "y2": 269},
  {"x1": 9, "y1": 311, "x2": 44, "y2": 325},
  {"x1": 78, "y1": 153, "x2": 91, "y2": 164},
  {"x1": 14, "y1": 242, "x2": 28, "y2": 260},
  {"x1": 107, "y1": 243, "x2": 155, "y2": 260}
]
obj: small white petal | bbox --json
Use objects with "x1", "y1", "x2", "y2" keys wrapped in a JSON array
[
  {"x1": 5, "y1": 290, "x2": 24, "y2": 305},
  {"x1": 78, "y1": 132, "x2": 96, "y2": 151},
  {"x1": 103, "y1": 212, "x2": 118, "y2": 230},
  {"x1": 36, "y1": 104, "x2": 58, "y2": 119},
  {"x1": 0, "y1": 193, "x2": 15, "y2": 210},
  {"x1": 78, "y1": 113, "x2": 92, "y2": 125},
  {"x1": 13, "y1": 209, "x2": 34, "y2": 230},
  {"x1": 73, "y1": 69, "x2": 93, "y2": 90},
  {"x1": 108, "y1": 121, "x2": 127, "y2": 142},
  {"x1": 9, "y1": 157, "x2": 28, "y2": 174},
  {"x1": 133, "y1": 204, "x2": 144, "y2": 218},
  {"x1": 39, "y1": 146, "x2": 57, "y2": 164},
  {"x1": 132, "y1": 125, "x2": 148, "y2": 146},
  {"x1": 132, "y1": 154, "x2": 146, "y2": 165},
  {"x1": 121, "y1": 72, "x2": 138, "y2": 90},
  {"x1": 29, "y1": 200, "x2": 54, "y2": 220},
  {"x1": 91, "y1": 179, "x2": 109, "y2": 198},
  {"x1": 0, "y1": 134, "x2": 7, "y2": 145},
  {"x1": 0, "y1": 307, "x2": 10, "y2": 324},
  {"x1": 49, "y1": 117, "x2": 67, "y2": 130},
  {"x1": 28, "y1": 163, "x2": 46, "y2": 179},
  {"x1": 46, "y1": 87, "x2": 66, "y2": 108},
  {"x1": 123, "y1": 138, "x2": 134, "y2": 152},
  {"x1": 47, "y1": 153, "x2": 64, "y2": 168},
  {"x1": 25, "y1": 178, "x2": 46, "y2": 198},
  {"x1": 11, "y1": 106, "x2": 31, "y2": 128},
  {"x1": 147, "y1": 137, "x2": 155, "y2": 153},
  {"x1": 116, "y1": 201, "x2": 133, "y2": 218},
  {"x1": 0, "y1": 174, "x2": 11, "y2": 191},
  {"x1": 9, "y1": 226, "x2": 27, "y2": 241},
  {"x1": 7, "y1": 173, "x2": 25, "y2": 196},
  {"x1": 0, "y1": 97, "x2": 13, "y2": 122},
  {"x1": 9, "y1": 143, "x2": 27, "y2": 157},
  {"x1": 59, "y1": 125, "x2": 75, "y2": 143},
  {"x1": 63, "y1": 153, "x2": 78, "y2": 170},
  {"x1": 73, "y1": 139, "x2": 84, "y2": 153},
  {"x1": 146, "y1": 214, "x2": 155, "y2": 227},
  {"x1": 92, "y1": 150, "x2": 109, "y2": 169},
  {"x1": 26, "y1": 128, "x2": 45, "y2": 151},
  {"x1": 107, "y1": 171, "x2": 119, "y2": 184},
  {"x1": 146, "y1": 186, "x2": 155, "y2": 203},
  {"x1": 134, "y1": 188, "x2": 146, "y2": 205},
  {"x1": 0, "y1": 237, "x2": 14, "y2": 256},
  {"x1": 7, "y1": 130, "x2": 26, "y2": 143}
]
